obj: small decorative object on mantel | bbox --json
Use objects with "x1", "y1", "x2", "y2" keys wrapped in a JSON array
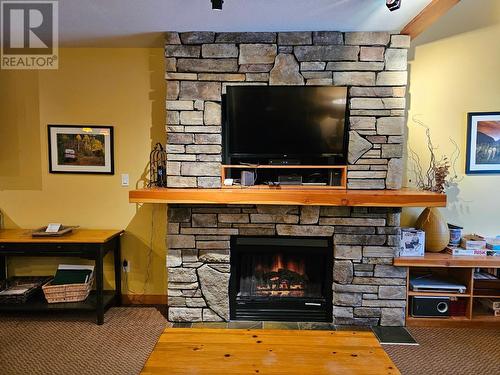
[
  {"x1": 408, "y1": 116, "x2": 462, "y2": 253},
  {"x1": 465, "y1": 112, "x2": 500, "y2": 174},
  {"x1": 48, "y1": 125, "x2": 114, "y2": 174},
  {"x1": 149, "y1": 143, "x2": 167, "y2": 188}
]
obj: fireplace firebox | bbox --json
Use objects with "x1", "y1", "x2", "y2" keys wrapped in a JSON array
[{"x1": 229, "y1": 236, "x2": 333, "y2": 322}]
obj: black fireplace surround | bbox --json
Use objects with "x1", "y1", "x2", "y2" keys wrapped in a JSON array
[{"x1": 229, "y1": 236, "x2": 333, "y2": 322}]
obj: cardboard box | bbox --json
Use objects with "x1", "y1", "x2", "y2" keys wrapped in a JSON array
[
  {"x1": 461, "y1": 235, "x2": 486, "y2": 250},
  {"x1": 400, "y1": 228, "x2": 425, "y2": 257}
]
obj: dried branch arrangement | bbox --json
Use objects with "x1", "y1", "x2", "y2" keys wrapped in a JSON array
[{"x1": 409, "y1": 116, "x2": 460, "y2": 193}]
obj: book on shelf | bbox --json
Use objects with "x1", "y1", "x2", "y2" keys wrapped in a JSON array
[
  {"x1": 51, "y1": 264, "x2": 94, "y2": 285},
  {"x1": 51, "y1": 270, "x2": 92, "y2": 285},
  {"x1": 445, "y1": 247, "x2": 500, "y2": 256},
  {"x1": 461, "y1": 235, "x2": 487, "y2": 250}
]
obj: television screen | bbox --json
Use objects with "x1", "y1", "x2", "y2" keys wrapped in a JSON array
[{"x1": 224, "y1": 86, "x2": 348, "y2": 162}]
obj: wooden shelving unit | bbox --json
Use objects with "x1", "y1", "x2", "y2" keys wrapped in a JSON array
[
  {"x1": 129, "y1": 187, "x2": 447, "y2": 207},
  {"x1": 220, "y1": 164, "x2": 348, "y2": 189},
  {"x1": 395, "y1": 253, "x2": 500, "y2": 327}
]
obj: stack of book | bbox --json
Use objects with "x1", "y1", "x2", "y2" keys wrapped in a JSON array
[
  {"x1": 445, "y1": 235, "x2": 500, "y2": 256},
  {"x1": 52, "y1": 264, "x2": 94, "y2": 285},
  {"x1": 478, "y1": 298, "x2": 500, "y2": 317}
]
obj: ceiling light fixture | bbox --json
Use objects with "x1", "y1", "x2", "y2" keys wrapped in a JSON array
[
  {"x1": 386, "y1": 0, "x2": 401, "y2": 12},
  {"x1": 211, "y1": 0, "x2": 224, "y2": 11}
]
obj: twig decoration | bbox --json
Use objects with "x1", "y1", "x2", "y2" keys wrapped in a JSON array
[{"x1": 409, "y1": 115, "x2": 461, "y2": 193}]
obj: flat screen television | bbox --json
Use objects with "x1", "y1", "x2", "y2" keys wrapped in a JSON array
[{"x1": 223, "y1": 86, "x2": 348, "y2": 165}]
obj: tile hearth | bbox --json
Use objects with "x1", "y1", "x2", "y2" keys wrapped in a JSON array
[{"x1": 173, "y1": 321, "x2": 337, "y2": 330}]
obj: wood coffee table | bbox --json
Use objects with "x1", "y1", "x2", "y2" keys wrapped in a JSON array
[{"x1": 141, "y1": 328, "x2": 400, "y2": 374}]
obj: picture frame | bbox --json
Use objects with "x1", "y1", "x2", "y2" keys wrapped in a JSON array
[
  {"x1": 465, "y1": 112, "x2": 500, "y2": 174},
  {"x1": 48, "y1": 125, "x2": 114, "y2": 174}
]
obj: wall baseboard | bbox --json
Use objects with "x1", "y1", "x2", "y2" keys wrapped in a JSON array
[{"x1": 122, "y1": 294, "x2": 167, "y2": 305}]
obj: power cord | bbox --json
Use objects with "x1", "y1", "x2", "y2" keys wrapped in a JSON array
[{"x1": 123, "y1": 204, "x2": 155, "y2": 304}]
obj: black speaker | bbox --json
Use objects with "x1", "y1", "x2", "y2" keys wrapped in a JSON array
[{"x1": 411, "y1": 296, "x2": 450, "y2": 317}]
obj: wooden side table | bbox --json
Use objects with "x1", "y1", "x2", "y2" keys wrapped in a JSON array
[{"x1": 0, "y1": 229, "x2": 123, "y2": 325}]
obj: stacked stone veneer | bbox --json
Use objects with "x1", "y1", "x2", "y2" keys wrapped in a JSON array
[
  {"x1": 165, "y1": 31, "x2": 410, "y2": 189},
  {"x1": 167, "y1": 205, "x2": 406, "y2": 326},
  {"x1": 164, "y1": 31, "x2": 411, "y2": 326}
]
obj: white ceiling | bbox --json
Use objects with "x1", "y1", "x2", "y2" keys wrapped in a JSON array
[{"x1": 58, "y1": 0, "x2": 432, "y2": 47}]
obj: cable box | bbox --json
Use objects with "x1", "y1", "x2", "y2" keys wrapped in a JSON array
[{"x1": 278, "y1": 175, "x2": 303, "y2": 185}]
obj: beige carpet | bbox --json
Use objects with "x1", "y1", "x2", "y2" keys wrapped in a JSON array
[
  {"x1": 1, "y1": 313, "x2": 499, "y2": 375},
  {"x1": 0, "y1": 307, "x2": 168, "y2": 375},
  {"x1": 384, "y1": 328, "x2": 500, "y2": 375}
]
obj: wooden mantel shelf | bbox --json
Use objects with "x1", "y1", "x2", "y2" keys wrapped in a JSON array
[{"x1": 129, "y1": 188, "x2": 446, "y2": 207}]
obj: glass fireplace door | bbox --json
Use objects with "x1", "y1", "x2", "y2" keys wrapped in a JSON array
[{"x1": 229, "y1": 236, "x2": 333, "y2": 322}]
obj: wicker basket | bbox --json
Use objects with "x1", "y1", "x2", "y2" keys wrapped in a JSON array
[
  {"x1": 42, "y1": 274, "x2": 94, "y2": 304},
  {"x1": 0, "y1": 276, "x2": 53, "y2": 304}
]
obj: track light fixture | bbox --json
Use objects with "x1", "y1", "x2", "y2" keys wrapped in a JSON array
[
  {"x1": 386, "y1": 0, "x2": 401, "y2": 12},
  {"x1": 211, "y1": 0, "x2": 223, "y2": 11}
]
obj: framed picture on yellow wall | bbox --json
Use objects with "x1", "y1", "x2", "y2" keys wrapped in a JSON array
[
  {"x1": 48, "y1": 125, "x2": 114, "y2": 174},
  {"x1": 466, "y1": 112, "x2": 500, "y2": 174}
]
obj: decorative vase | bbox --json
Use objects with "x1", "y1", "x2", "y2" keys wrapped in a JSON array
[{"x1": 415, "y1": 207, "x2": 449, "y2": 253}]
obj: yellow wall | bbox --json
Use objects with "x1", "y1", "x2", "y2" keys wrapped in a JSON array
[
  {"x1": 0, "y1": 48, "x2": 167, "y2": 296},
  {"x1": 403, "y1": 1, "x2": 500, "y2": 236}
]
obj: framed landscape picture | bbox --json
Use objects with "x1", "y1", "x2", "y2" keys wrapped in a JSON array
[
  {"x1": 48, "y1": 125, "x2": 114, "y2": 174},
  {"x1": 466, "y1": 112, "x2": 500, "y2": 174}
]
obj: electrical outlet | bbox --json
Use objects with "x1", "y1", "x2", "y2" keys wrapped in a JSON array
[
  {"x1": 122, "y1": 259, "x2": 130, "y2": 273},
  {"x1": 121, "y1": 174, "x2": 129, "y2": 187}
]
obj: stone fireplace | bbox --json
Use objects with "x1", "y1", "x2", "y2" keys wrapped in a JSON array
[
  {"x1": 167, "y1": 205, "x2": 405, "y2": 326},
  {"x1": 164, "y1": 31, "x2": 410, "y2": 326}
]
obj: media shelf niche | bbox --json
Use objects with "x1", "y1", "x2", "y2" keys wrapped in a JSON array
[
  {"x1": 221, "y1": 165, "x2": 347, "y2": 190},
  {"x1": 394, "y1": 253, "x2": 500, "y2": 328}
]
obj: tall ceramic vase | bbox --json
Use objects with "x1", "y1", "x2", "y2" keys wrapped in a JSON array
[{"x1": 415, "y1": 207, "x2": 449, "y2": 253}]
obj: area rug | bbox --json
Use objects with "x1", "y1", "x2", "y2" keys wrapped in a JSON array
[
  {"x1": 384, "y1": 327, "x2": 500, "y2": 375},
  {"x1": 0, "y1": 307, "x2": 168, "y2": 375}
]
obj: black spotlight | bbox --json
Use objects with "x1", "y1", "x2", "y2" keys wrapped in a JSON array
[
  {"x1": 211, "y1": 0, "x2": 223, "y2": 10},
  {"x1": 386, "y1": 0, "x2": 401, "y2": 11}
]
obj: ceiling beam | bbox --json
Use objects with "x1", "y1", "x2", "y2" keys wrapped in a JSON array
[{"x1": 401, "y1": 0, "x2": 461, "y2": 40}]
